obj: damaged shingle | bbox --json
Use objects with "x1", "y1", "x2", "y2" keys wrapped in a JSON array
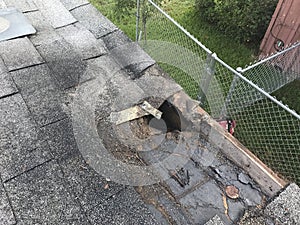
[
  {"x1": 109, "y1": 42, "x2": 155, "y2": 79},
  {"x1": 166, "y1": 161, "x2": 208, "y2": 198},
  {"x1": 179, "y1": 180, "x2": 244, "y2": 224},
  {"x1": 134, "y1": 71, "x2": 182, "y2": 98},
  {"x1": 87, "y1": 187, "x2": 159, "y2": 225},
  {"x1": 101, "y1": 29, "x2": 132, "y2": 51}
]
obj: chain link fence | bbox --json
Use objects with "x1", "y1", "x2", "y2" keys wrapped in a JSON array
[
  {"x1": 136, "y1": 0, "x2": 300, "y2": 184},
  {"x1": 240, "y1": 42, "x2": 300, "y2": 100}
]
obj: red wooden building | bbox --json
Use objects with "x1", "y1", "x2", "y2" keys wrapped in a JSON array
[{"x1": 260, "y1": 0, "x2": 300, "y2": 55}]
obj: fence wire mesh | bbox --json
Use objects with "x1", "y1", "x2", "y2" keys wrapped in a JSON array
[
  {"x1": 137, "y1": 0, "x2": 300, "y2": 184},
  {"x1": 240, "y1": 42, "x2": 300, "y2": 100},
  {"x1": 216, "y1": 62, "x2": 300, "y2": 184}
]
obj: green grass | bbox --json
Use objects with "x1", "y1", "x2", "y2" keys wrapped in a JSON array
[
  {"x1": 160, "y1": 0, "x2": 257, "y2": 68},
  {"x1": 159, "y1": 63, "x2": 199, "y2": 99},
  {"x1": 89, "y1": 0, "x2": 256, "y2": 68},
  {"x1": 273, "y1": 80, "x2": 300, "y2": 114},
  {"x1": 233, "y1": 99, "x2": 300, "y2": 183}
]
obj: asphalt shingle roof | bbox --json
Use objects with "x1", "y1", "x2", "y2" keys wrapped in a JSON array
[
  {"x1": 0, "y1": 1, "x2": 299, "y2": 225},
  {"x1": 0, "y1": 1, "x2": 159, "y2": 224}
]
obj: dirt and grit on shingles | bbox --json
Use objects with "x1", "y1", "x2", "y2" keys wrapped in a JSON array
[{"x1": 0, "y1": 3, "x2": 157, "y2": 225}]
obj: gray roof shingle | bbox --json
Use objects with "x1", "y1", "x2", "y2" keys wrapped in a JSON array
[
  {"x1": 0, "y1": 179, "x2": 15, "y2": 225},
  {"x1": 25, "y1": 10, "x2": 53, "y2": 32},
  {"x1": 4, "y1": 160, "x2": 90, "y2": 225},
  {"x1": 3, "y1": 0, "x2": 37, "y2": 12},
  {"x1": 33, "y1": 0, "x2": 77, "y2": 28},
  {"x1": 0, "y1": 94, "x2": 39, "y2": 147},
  {"x1": 36, "y1": 39, "x2": 87, "y2": 89},
  {"x1": 0, "y1": 141, "x2": 52, "y2": 182},
  {"x1": 60, "y1": 0, "x2": 89, "y2": 10},
  {"x1": 265, "y1": 183, "x2": 300, "y2": 224},
  {"x1": 70, "y1": 4, "x2": 117, "y2": 38},
  {"x1": 0, "y1": 37, "x2": 44, "y2": 71},
  {"x1": 11, "y1": 64, "x2": 67, "y2": 126},
  {"x1": 56, "y1": 23, "x2": 107, "y2": 59},
  {"x1": 0, "y1": 58, "x2": 17, "y2": 98}
]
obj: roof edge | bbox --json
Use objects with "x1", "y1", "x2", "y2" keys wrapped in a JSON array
[{"x1": 168, "y1": 91, "x2": 287, "y2": 196}]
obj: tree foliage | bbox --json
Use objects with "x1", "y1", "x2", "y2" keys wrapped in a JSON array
[{"x1": 195, "y1": 0, "x2": 278, "y2": 44}]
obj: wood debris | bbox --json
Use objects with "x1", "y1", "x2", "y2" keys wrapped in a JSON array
[
  {"x1": 222, "y1": 193, "x2": 231, "y2": 221},
  {"x1": 104, "y1": 183, "x2": 109, "y2": 189}
]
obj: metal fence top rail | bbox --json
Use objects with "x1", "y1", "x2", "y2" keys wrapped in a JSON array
[
  {"x1": 241, "y1": 42, "x2": 300, "y2": 73},
  {"x1": 215, "y1": 54, "x2": 300, "y2": 120},
  {"x1": 142, "y1": 0, "x2": 300, "y2": 121},
  {"x1": 147, "y1": 0, "x2": 212, "y2": 55}
]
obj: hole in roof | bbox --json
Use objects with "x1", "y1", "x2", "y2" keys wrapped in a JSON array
[
  {"x1": 95, "y1": 93, "x2": 192, "y2": 166},
  {"x1": 158, "y1": 100, "x2": 183, "y2": 132},
  {"x1": 0, "y1": 17, "x2": 10, "y2": 34},
  {"x1": 130, "y1": 100, "x2": 190, "y2": 140}
]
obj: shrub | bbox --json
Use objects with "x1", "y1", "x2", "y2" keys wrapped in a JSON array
[
  {"x1": 195, "y1": 0, "x2": 278, "y2": 44},
  {"x1": 113, "y1": 0, "x2": 136, "y2": 20}
]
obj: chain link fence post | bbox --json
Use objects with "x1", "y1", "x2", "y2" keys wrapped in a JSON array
[
  {"x1": 220, "y1": 67, "x2": 242, "y2": 116},
  {"x1": 136, "y1": 0, "x2": 140, "y2": 42},
  {"x1": 198, "y1": 53, "x2": 216, "y2": 107}
]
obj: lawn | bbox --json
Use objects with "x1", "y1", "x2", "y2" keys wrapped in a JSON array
[
  {"x1": 273, "y1": 80, "x2": 300, "y2": 114},
  {"x1": 89, "y1": 0, "x2": 256, "y2": 68},
  {"x1": 233, "y1": 99, "x2": 300, "y2": 184},
  {"x1": 159, "y1": 0, "x2": 257, "y2": 68}
]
